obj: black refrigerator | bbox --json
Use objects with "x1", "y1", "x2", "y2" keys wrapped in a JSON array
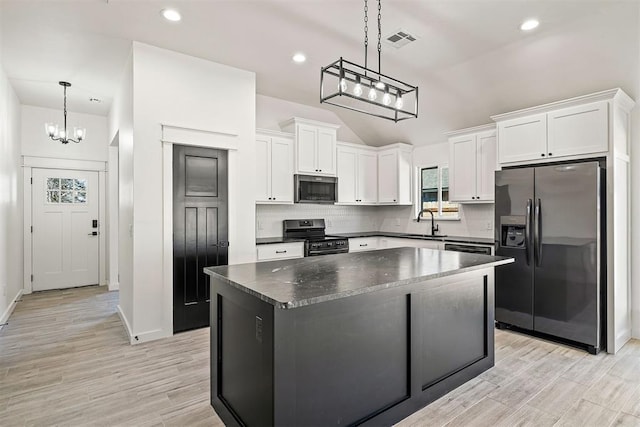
[{"x1": 494, "y1": 161, "x2": 605, "y2": 354}]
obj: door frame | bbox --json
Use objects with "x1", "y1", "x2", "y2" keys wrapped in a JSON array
[
  {"x1": 161, "y1": 124, "x2": 238, "y2": 336},
  {"x1": 23, "y1": 156, "x2": 107, "y2": 294}
]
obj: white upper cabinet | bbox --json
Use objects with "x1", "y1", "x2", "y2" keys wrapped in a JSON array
[
  {"x1": 497, "y1": 114, "x2": 547, "y2": 164},
  {"x1": 378, "y1": 144, "x2": 413, "y2": 205},
  {"x1": 280, "y1": 118, "x2": 339, "y2": 176},
  {"x1": 448, "y1": 125, "x2": 496, "y2": 203},
  {"x1": 547, "y1": 101, "x2": 608, "y2": 158},
  {"x1": 494, "y1": 96, "x2": 613, "y2": 166},
  {"x1": 255, "y1": 130, "x2": 294, "y2": 204},
  {"x1": 337, "y1": 143, "x2": 377, "y2": 204}
]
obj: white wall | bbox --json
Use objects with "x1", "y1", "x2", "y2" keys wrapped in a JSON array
[
  {"x1": 630, "y1": 6, "x2": 640, "y2": 340},
  {"x1": 21, "y1": 105, "x2": 108, "y2": 162},
  {"x1": 377, "y1": 142, "x2": 494, "y2": 239},
  {"x1": 0, "y1": 64, "x2": 23, "y2": 325},
  {"x1": 256, "y1": 94, "x2": 364, "y2": 145},
  {"x1": 108, "y1": 51, "x2": 134, "y2": 334},
  {"x1": 112, "y1": 43, "x2": 255, "y2": 343}
]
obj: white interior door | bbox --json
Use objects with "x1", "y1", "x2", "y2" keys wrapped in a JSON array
[{"x1": 32, "y1": 168, "x2": 99, "y2": 291}]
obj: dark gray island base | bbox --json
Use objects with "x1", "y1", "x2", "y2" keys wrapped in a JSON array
[{"x1": 204, "y1": 247, "x2": 513, "y2": 427}]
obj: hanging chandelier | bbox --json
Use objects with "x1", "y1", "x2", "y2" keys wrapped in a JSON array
[
  {"x1": 45, "y1": 81, "x2": 86, "y2": 144},
  {"x1": 320, "y1": 0, "x2": 418, "y2": 122}
]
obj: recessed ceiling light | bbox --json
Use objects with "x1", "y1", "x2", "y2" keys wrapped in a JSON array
[
  {"x1": 161, "y1": 8, "x2": 181, "y2": 22},
  {"x1": 520, "y1": 19, "x2": 539, "y2": 31},
  {"x1": 292, "y1": 53, "x2": 306, "y2": 64}
]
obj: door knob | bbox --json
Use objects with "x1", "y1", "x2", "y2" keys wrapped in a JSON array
[{"x1": 88, "y1": 231, "x2": 99, "y2": 236}]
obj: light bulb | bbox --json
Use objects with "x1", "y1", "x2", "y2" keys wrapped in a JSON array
[
  {"x1": 368, "y1": 87, "x2": 377, "y2": 101},
  {"x1": 353, "y1": 83, "x2": 363, "y2": 97},
  {"x1": 45, "y1": 123, "x2": 56, "y2": 137},
  {"x1": 339, "y1": 78, "x2": 348, "y2": 92},
  {"x1": 382, "y1": 92, "x2": 391, "y2": 106},
  {"x1": 161, "y1": 8, "x2": 181, "y2": 22},
  {"x1": 59, "y1": 129, "x2": 66, "y2": 139},
  {"x1": 375, "y1": 81, "x2": 385, "y2": 89},
  {"x1": 75, "y1": 127, "x2": 86, "y2": 140},
  {"x1": 395, "y1": 95, "x2": 404, "y2": 110}
]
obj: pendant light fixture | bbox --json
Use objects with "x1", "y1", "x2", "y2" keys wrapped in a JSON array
[
  {"x1": 320, "y1": 0, "x2": 418, "y2": 122},
  {"x1": 45, "y1": 81, "x2": 86, "y2": 144}
]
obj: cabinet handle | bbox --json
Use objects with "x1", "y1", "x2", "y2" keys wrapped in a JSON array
[
  {"x1": 541, "y1": 153, "x2": 546, "y2": 157},
  {"x1": 476, "y1": 196, "x2": 480, "y2": 199},
  {"x1": 472, "y1": 196, "x2": 476, "y2": 200},
  {"x1": 272, "y1": 197, "x2": 276, "y2": 200},
  {"x1": 275, "y1": 250, "x2": 287, "y2": 254},
  {"x1": 393, "y1": 199, "x2": 396, "y2": 202},
  {"x1": 360, "y1": 244, "x2": 368, "y2": 247},
  {"x1": 548, "y1": 153, "x2": 552, "y2": 156}
]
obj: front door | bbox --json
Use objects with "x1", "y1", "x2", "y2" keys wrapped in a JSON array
[
  {"x1": 32, "y1": 168, "x2": 99, "y2": 291},
  {"x1": 173, "y1": 145, "x2": 228, "y2": 333}
]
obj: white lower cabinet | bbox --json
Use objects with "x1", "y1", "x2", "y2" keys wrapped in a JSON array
[
  {"x1": 256, "y1": 242, "x2": 304, "y2": 262},
  {"x1": 348, "y1": 237, "x2": 379, "y2": 252}
]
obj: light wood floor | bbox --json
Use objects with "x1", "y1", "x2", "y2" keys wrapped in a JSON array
[{"x1": 1, "y1": 286, "x2": 639, "y2": 427}]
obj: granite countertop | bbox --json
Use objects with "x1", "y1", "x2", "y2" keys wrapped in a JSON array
[
  {"x1": 256, "y1": 232, "x2": 494, "y2": 246},
  {"x1": 330, "y1": 231, "x2": 495, "y2": 246},
  {"x1": 205, "y1": 247, "x2": 513, "y2": 309}
]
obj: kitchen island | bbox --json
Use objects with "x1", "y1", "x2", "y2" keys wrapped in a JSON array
[{"x1": 205, "y1": 247, "x2": 513, "y2": 426}]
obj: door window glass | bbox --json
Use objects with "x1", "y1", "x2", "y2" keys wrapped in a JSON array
[{"x1": 46, "y1": 177, "x2": 88, "y2": 204}]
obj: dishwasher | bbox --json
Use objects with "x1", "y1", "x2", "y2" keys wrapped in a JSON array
[{"x1": 444, "y1": 242, "x2": 494, "y2": 255}]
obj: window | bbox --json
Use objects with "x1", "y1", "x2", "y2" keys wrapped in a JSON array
[
  {"x1": 46, "y1": 178, "x2": 87, "y2": 204},
  {"x1": 418, "y1": 166, "x2": 458, "y2": 218}
]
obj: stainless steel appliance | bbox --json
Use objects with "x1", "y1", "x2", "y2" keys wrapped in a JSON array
[
  {"x1": 294, "y1": 175, "x2": 337, "y2": 204},
  {"x1": 283, "y1": 219, "x2": 349, "y2": 256},
  {"x1": 444, "y1": 242, "x2": 493, "y2": 255},
  {"x1": 494, "y1": 161, "x2": 605, "y2": 354}
]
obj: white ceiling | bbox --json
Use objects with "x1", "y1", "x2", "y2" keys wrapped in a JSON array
[{"x1": 1, "y1": 0, "x2": 638, "y2": 146}]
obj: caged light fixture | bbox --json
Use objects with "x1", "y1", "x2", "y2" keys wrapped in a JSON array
[
  {"x1": 320, "y1": 0, "x2": 418, "y2": 122},
  {"x1": 45, "y1": 81, "x2": 86, "y2": 144}
]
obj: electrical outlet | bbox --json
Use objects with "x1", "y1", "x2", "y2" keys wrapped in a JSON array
[{"x1": 486, "y1": 221, "x2": 493, "y2": 230}]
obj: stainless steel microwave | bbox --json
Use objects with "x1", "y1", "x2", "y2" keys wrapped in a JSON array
[{"x1": 294, "y1": 174, "x2": 337, "y2": 204}]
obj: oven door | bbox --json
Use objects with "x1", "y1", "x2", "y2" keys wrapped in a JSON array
[{"x1": 295, "y1": 175, "x2": 337, "y2": 204}]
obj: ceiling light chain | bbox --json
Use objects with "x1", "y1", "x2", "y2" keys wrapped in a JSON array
[
  {"x1": 320, "y1": 0, "x2": 418, "y2": 122},
  {"x1": 44, "y1": 81, "x2": 86, "y2": 144}
]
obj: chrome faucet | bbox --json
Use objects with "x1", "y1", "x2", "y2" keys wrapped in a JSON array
[{"x1": 417, "y1": 210, "x2": 439, "y2": 236}]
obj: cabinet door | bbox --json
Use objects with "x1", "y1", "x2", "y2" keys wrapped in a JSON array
[
  {"x1": 396, "y1": 150, "x2": 413, "y2": 205},
  {"x1": 270, "y1": 137, "x2": 294, "y2": 203},
  {"x1": 476, "y1": 131, "x2": 497, "y2": 202},
  {"x1": 358, "y1": 151, "x2": 378, "y2": 203},
  {"x1": 297, "y1": 124, "x2": 317, "y2": 174},
  {"x1": 378, "y1": 150, "x2": 398, "y2": 203},
  {"x1": 498, "y1": 113, "x2": 547, "y2": 164},
  {"x1": 349, "y1": 237, "x2": 379, "y2": 252},
  {"x1": 337, "y1": 147, "x2": 358, "y2": 203},
  {"x1": 316, "y1": 128, "x2": 337, "y2": 175},
  {"x1": 449, "y1": 135, "x2": 477, "y2": 202},
  {"x1": 255, "y1": 136, "x2": 271, "y2": 202},
  {"x1": 547, "y1": 101, "x2": 608, "y2": 158}
]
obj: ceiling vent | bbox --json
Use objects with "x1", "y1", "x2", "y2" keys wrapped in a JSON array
[{"x1": 384, "y1": 29, "x2": 418, "y2": 49}]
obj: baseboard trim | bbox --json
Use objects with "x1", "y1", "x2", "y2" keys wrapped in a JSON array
[
  {"x1": 117, "y1": 305, "x2": 134, "y2": 343},
  {"x1": 615, "y1": 328, "x2": 632, "y2": 354},
  {"x1": 107, "y1": 281, "x2": 119, "y2": 291},
  {"x1": 130, "y1": 328, "x2": 171, "y2": 344},
  {"x1": 0, "y1": 289, "x2": 23, "y2": 331}
]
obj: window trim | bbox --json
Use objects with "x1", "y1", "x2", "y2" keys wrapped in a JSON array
[{"x1": 414, "y1": 164, "x2": 460, "y2": 221}]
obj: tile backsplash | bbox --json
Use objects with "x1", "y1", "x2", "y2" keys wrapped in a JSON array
[{"x1": 256, "y1": 203, "x2": 494, "y2": 239}]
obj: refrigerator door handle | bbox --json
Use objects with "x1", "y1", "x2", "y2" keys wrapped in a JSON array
[
  {"x1": 525, "y1": 199, "x2": 532, "y2": 266},
  {"x1": 535, "y1": 198, "x2": 542, "y2": 266}
]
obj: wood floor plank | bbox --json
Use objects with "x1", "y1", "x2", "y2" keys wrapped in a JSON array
[{"x1": 3, "y1": 285, "x2": 640, "y2": 426}]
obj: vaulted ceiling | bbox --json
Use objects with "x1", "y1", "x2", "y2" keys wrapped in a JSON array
[{"x1": 1, "y1": 0, "x2": 638, "y2": 146}]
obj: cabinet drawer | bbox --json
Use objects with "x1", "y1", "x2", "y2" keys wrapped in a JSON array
[
  {"x1": 257, "y1": 242, "x2": 305, "y2": 261},
  {"x1": 349, "y1": 237, "x2": 379, "y2": 252}
]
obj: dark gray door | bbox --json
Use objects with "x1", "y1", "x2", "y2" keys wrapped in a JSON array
[
  {"x1": 533, "y1": 162, "x2": 601, "y2": 346},
  {"x1": 173, "y1": 145, "x2": 228, "y2": 333},
  {"x1": 495, "y1": 168, "x2": 534, "y2": 329}
]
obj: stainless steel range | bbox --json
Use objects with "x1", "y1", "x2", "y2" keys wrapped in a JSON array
[{"x1": 283, "y1": 219, "x2": 349, "y2": 256}]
